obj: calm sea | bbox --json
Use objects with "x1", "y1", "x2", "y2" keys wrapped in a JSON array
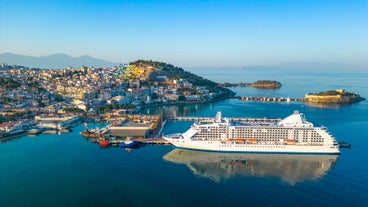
[{"x1": 1, "y1": 69, "x2": 368, "y2": 207}]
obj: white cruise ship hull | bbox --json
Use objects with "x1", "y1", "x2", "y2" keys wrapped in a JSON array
[
  {"x1": 163, "y1": 111, "x2": 340, "y2": 154},
  {"x1": 163, "y1": 137, "x2": 340, "y2": 154}
]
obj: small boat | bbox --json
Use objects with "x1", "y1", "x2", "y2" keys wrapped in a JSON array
[
  {"x1": 28, "y1": 128, "x2": 43, "y2": 135},
  {"x1": 99, "y1": 139, "x2": 110, "y2": 147},
  {"x1": 81, "y1": 129, "x2": 100, "y2": 138},
  {"x1": 338, "y1": 141, "x2": 351, "y2": 148},
  {"x1": 118, "y1": 137, "x2": 140, "y2": 148}
]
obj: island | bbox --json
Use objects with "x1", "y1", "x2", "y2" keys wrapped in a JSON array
[
  {"x1": 251, "y1": 80, "x2": 282, "y2": 89},
  {"x1": 304, "y1": 89, "x2": 365, "y2": 104},
  {"x1": 218, "y1": 80, "x2": 282, "y2": 89}
]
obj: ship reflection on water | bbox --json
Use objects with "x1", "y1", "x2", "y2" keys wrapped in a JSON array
[{"x1": 163, "y1": 149, "x2": 338, "y2": 184}]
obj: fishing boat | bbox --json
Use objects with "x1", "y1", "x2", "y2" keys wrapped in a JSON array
[
  {"x1": 81, "y1": 129, "x2": 100, "y2": 138},
  {"x1": 28, "y1": 128, "x2": 44, "y2": 135},
  {"x1": 118, "y1": 137, "x2": 140, "y2": 148},
  {"x1": 99, "y1": 139, "x2": 110, "y2": 147}
]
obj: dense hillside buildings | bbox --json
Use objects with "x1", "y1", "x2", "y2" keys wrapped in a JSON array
[{"x1": 0, "y1": 62, "x2": 232, "y2": 124}]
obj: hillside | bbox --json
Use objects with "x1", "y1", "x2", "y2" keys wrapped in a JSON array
[{"x1": 122, "y1": 60, "x2": 235, "y2": 96}]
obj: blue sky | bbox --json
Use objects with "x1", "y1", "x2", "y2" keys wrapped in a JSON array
[{"x1": 0, "y1": 0, "x2": 367, "y2": 67}]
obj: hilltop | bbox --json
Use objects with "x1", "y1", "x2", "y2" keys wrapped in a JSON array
[{"x1": 121, "y1": 60, "x2": 235, "y2": 97}]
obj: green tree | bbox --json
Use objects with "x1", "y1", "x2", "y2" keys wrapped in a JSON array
[{"x1": 54, "y1": 94, "x2": 65, "y2": 102}]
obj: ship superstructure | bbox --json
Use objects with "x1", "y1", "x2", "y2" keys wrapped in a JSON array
[{"x1": 163, "y1": 111, "x2": 340, "y2": 154}]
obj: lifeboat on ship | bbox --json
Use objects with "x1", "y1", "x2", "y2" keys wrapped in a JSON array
[
  {"x1": 247, "y1": 138, "x2": 257, "y2": 144},
  {"x1": 286, "y1": 139, "x2": 295, "y2": 145},
  {"x1": 235, "y1": 138, "x2": 245, "y2": 143}
]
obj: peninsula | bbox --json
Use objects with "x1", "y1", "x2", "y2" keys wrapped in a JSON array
[{"x1": 304, "y1": 89, "x2": 365, "y2": 104}]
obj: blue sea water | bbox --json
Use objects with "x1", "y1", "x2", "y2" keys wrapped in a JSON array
[{"x1": 1, "y1": 70, "x2": 368, "y2": 207}]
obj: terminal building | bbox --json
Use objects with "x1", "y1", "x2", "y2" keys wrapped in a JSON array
[{"x1": 109, "y1": 121, "x2": 149, "y2": 138}]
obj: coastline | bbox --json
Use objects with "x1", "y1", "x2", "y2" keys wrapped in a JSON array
[
  {"x1": 1, "y1": 87, "x2": 365, "y2": 143},
  {"x1": 0, "y1": 132, "x2": 28, "y2": 142},
  {"x1": 140, "y1": 94, "x2": 231, "y2": 109}
]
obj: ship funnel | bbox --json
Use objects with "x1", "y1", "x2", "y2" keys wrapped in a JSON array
[{"x1": 216, "y1": 112, "x2": 222, "y2": 122}]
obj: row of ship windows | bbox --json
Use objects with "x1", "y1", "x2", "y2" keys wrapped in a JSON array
[
  {"x1": 199, "y1": 129, "x2": 320, "y2": 133},
  {"x1": 203, "y1": 129, "x2": 315, "y2": 132},
  {"x1": 199, "y1": 131, "x2": 319, "y2": 134},
  {"x1": 195, "y1": 137, "x2": 324, "y2": 142},
  {"x1": 203, "y1": 127, "x2": 315, "y2": 130},
  {"x1": 219, "y1": 145, "x2": 287, "y2": 148},
  {"x1": 195, "y1": 133, "x2": 322, "y2": 139},
  {"x1": 195, "y1": 133, "x2": 323, "y2": 137},
  {"x1": 200, "y1": 131, "x2": 319, "y2": 136}
]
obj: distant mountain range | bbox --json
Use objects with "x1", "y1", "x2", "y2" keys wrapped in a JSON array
[{"x1": 0, "y1": 53, "x2": 118, "y2": 69}]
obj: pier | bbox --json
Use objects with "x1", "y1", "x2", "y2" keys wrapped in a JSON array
[
  {"x1": 237, "y1": 96, "x2": 304, "y2": 102},
  {"x1": 135, "y1": 138, "x2": 170, "y2": 144},
  {"x1": 156, "y1": 120, "x2": 167, "y2": 138}
]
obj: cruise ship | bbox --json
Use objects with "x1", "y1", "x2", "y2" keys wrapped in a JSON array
[{"x1": 163, "y1": 111, "x2": 340, "y2": 154}]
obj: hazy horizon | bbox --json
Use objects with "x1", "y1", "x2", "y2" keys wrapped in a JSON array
[{"x1": 1, "y1": 52, "x2": 367, "y2": 72}]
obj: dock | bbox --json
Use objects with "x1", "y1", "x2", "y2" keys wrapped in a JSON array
[
  {"x1": 237, "y1": 96, "x2": 304, "y2": 102},
  {"x1": 135, "y1": 138, "x2": 170, "y2": 145},
  {"x1": 155, "y1": 120, "x2": 167, "y2": 138}
]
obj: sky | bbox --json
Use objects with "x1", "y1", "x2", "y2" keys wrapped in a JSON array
[{"x1": 0, "y1": 0, "x2": 367, "y2": 67}]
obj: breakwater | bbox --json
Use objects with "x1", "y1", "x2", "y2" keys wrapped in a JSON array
[{"x1": 237, "y1": 96, "x2": 304, "y2": 102}]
